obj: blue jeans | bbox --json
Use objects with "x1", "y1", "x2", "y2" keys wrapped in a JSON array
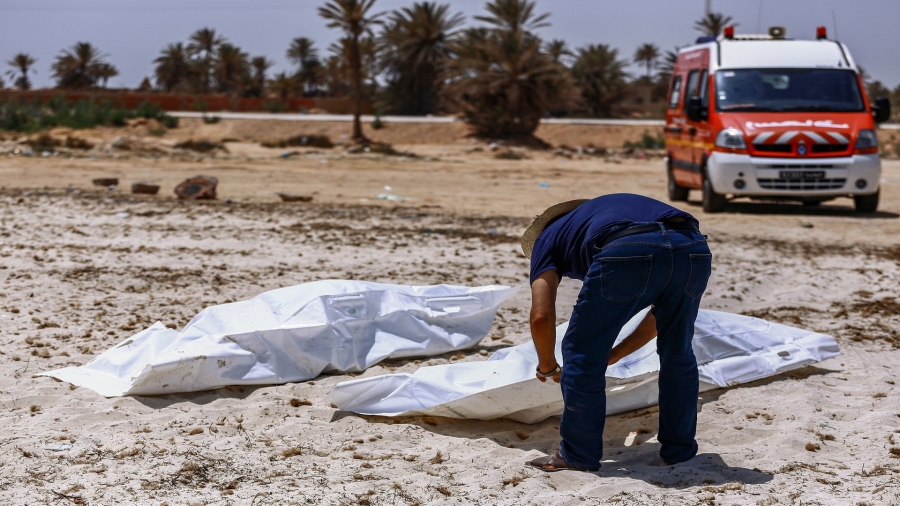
[{"x1": 559, "y1": 226, "x2": 712, "y2": 468}]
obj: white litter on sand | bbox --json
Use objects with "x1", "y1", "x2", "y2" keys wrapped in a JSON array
[
  {"x1": 40, "y1": 280, "x2": 519, "y2": 397},
  {"x1": 326, "y1": 308, "x2": 839, "y2": 423}
]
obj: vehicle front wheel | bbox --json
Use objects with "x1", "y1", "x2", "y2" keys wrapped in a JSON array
[
  {"x1": 854, "y1": 191, "x2": 879, "y2": 213},
  {"x1": 667, "y1": 166, "x2": 689, "y2": 202},
  {"x1": 702, "y1": 176, "x2": 726, "y2": 213}
]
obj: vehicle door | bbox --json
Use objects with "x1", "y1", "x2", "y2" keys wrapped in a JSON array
[
  {"x1": 665, "y1": 74, "x2": 688, "y2": 171},
  {"x1": 692, "y1": 67, "x2": 711, "y2": 169},
  {"x1": 682, "y1": 69, "x2": 701, "y2": 171}
]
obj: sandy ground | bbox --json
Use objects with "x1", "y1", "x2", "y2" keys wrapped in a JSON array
[{"x1": 1, "y1": 121, "x2": 900, "y2": 505}]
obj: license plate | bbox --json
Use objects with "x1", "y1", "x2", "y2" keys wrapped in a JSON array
[{"x1": 779, "y1": 171, "x2": 825, "y2": 180}]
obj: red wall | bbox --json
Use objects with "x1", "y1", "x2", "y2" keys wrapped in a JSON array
[{"x1": 0, "y1": 90, "x2": 320, "y2": 113}]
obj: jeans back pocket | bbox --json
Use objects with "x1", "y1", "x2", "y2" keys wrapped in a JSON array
[
  {"x1": 600, "y1": 256, "x2": 652, "y2": 302},
  {"x1": 685, "y1": 253, "x2": 712, "y2": 299}
]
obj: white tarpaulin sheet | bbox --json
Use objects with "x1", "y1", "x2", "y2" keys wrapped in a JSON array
[
  {"x1": 326, "y1": 309, "x2": 839, "y2": 423},
  {"x1": 40, "y1": 280, "x2": 519, "y2": 397}
]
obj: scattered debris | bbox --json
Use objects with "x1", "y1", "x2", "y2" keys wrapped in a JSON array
[
  {"x1": 174, "y1": 139, "x2": 225, "y2": 153},
  {"x1": 131, "y1": 182, "x2": 160, "y2": 195},
  {"x1": 262, "y1": 135, "x2": 333, "y2": 149},
  {"x1": 277, "y1": 192, "x2": 313, "y2": 203},
  {"x1": 175, "y1": 175, "x2": 218, "y2": 200},
  {"x1": 92, "y1": 177, "x2": 119, "y2": 187}
]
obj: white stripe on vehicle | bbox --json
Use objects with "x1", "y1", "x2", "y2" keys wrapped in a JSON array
[
  {"x1": 803, "y1": 131, "x2": 829, "y2": 144},
  {"x1": 774, "y1": 131, "x2": 799, "y2": 144},
  {"x1": 827, "y1": 132, "x2": 850, "y2": 144},
  {"x1": 753, "y1": 132, "x2": 775, "y2": 144}
]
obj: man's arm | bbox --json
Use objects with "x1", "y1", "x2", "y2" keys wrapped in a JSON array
[
  {"x1": 608, "y1": 310, "x2": 657, "y2": 365},
  {"x1": 530, "y1": 270, "x2": 561, "y2": 383}
]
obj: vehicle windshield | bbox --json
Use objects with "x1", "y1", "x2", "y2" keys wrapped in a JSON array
[{"x1": 715, "y1": 68, "x2": 865, "y2": 112}]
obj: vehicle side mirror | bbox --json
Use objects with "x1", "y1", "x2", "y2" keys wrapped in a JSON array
[
  {"x1": 686, "y1": 96, "x2": 703, "y2": 122},
  {"x1": 873, "y1": 97, "x2": 891, "y2": 123}
]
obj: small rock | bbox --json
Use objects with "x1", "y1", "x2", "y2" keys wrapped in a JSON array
[
  {"x1": 92, "y1": 177, "x2": 119, "y2": 187},
  {"x1": 174, "y1": 175, "x2": 218, "y2": 200},
  {"x1": 132, "y1": 182, "x2": 160, "y2": 195},
  {"x1": 801, "y1": 222, "x2": 814, "y2": 228},
  {"x1": 276, "y1": 192, "x2": 313, "y2": 203}
]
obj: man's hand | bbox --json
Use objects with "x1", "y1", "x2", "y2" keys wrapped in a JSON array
[
  {"x1": 608, "y1": 310, "x2": 658, "y2": 365},
  {"x1": 536, "y1": 364, "x2": 562, "y2": 383},
  {"x1": 530, "y1": 270, "x2": 561, "y2": 383}
]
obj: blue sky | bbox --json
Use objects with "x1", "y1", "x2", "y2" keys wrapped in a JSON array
[{"x1": 2, "y1": 0, "x2": 898, "y2": 89}]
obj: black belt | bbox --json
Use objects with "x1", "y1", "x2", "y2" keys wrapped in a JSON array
[{"x1": 596, "y1": 221, "x2": 700, "y2": 250}]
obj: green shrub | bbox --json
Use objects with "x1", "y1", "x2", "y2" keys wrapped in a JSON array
[
  {"x1": 160, "y1": 114, "x2": 178, "y2": 128},
  {"x1": 263, "y1": 100, "x2": 287, "y2": 113},
  {"x1": 0, "y1": 96, "x2": 178, "y2": 133},
  {"x1": 371, "y1": 112, "x2": 384, "y2": 130},
  {"x1": 148, "y1": 127, "x2": 167, "y2": 137},
  {"x1": 65, "y1": 136, "x2": 93, "y2": 149},
  {"x1": 27, "y1": 133, "x2": 61, "y2": 151},
  {"x1": 261, "y1": 134, "x2": 333, "y2": 149},
  {"x1": 623, "y1": 130, "x2": 665, "y2": 150},
  {"x1": 175, "y1": 139, "x2": 223, "y2": 153}
]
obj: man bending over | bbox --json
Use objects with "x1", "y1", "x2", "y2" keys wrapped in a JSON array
[{"x1": 523, "y1": 194, "x2": 712, "y2": 472}]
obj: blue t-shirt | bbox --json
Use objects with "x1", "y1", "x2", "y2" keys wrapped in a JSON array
[{"x1": 529, "y1": 194, "x2": 697, "y2": 284}]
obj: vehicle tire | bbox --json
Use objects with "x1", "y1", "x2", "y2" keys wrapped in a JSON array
[
  {"x1": 854, "y1": 191, "x2": 879, "y2": 213},
  {"x1": 702, "y1": 175, "x2": 726, "y2": 213},
  {"x1": 667, "y1": 165, "x2": 689, "y2": 202}
]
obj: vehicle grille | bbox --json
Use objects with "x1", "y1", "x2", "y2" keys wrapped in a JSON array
[
  {"x1": 753, "y1": 144, "x2": 792, "y2": 153},
  {"x1": 811, "y1": 144, "x2": 849, "y2": 153},
  {"x1": 757, "y1": 178, "x2": 846, "y2": 190}
]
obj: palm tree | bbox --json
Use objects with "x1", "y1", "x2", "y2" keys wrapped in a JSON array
[
  {"x1": 442, "y1": 0, "x2": 571, "y2": 138},
  {"x1": 51, "y1": 42, "x2": 109, "y2": 89},
  {"x1": 154, "y1": 42, "x2": 192, "y2": 92},
  {"x1": 248, "y1": 56, "x2": 273, "y2": 97},
  {"x1": 6, "y1": 53, "x2": 37, "y2": 90},
  {"x1": 94, "y1": 62, "x2": 119, "y2": 88},
  {"x1": 633, "y1": 43, "x2": 660, "y2": 80},
  {"x1": 544, "y1": 39, "x2": 573, "y2": 65},
  {"x1": 474, "y1": 0, "x2": 549, "y2": 33},
  {"x1": 267, "y1": 72, "x2": 296, "y2": 99},
  {"x1": 572, "y1": 44, "x2": 630, "y2": 117},
  {"x1": 318, "y1": 0, "x2": 384, "y2": 142},
  {"x1": 286, "y1": 37, "x2": 321, "y2": 96},
  {"x1": 287, "y1": 36, "x2": 319, "y2": 67},
  {"x1": 187, "y1": 27, "x2": 225, "y2": 93},
  {"x1": 653, "y1": 46, "x2": 679, "y2": 101},
  {"x1": 694, "y1": 12, "x2": 736, "y2": 37},
  {"x1": 214, "y1": 43, "x2": 249, "y2": 93},
  {"x1": 379, "y1": 1, "x2": 464, "y2": 115}
]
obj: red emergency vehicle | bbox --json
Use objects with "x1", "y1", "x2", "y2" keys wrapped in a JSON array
[{"x1": 665, "y1": 26, "x2": 891, "y2": 212}]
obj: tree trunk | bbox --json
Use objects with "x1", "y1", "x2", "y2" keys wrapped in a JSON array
[{"x1": 351, "y1": 32, "x2": 365, "y2": 143}]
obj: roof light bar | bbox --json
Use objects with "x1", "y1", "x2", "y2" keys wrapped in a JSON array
[
  {"x1": 816, "y1": 26, "x2": 827, "y2": 40},
  {"x1": 723, "y1": 26, "x2": 735, "y2": 39}
]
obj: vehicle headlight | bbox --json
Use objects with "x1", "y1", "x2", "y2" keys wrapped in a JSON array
[
  {"x1": 854, "y1": 129, "x2": 878, "y2": 149},
  {"x1": 715, "y1": 128, "x2": 747, "y2": 150}
]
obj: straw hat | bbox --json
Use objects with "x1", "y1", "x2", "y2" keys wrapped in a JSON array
[{"x1": 521, "y1": 199, "x2": 589, "y2": 259}]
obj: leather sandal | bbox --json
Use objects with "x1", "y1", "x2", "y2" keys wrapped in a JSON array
[{"x1": 527, "y1": 451, "x2": 599, "y2": 473}]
